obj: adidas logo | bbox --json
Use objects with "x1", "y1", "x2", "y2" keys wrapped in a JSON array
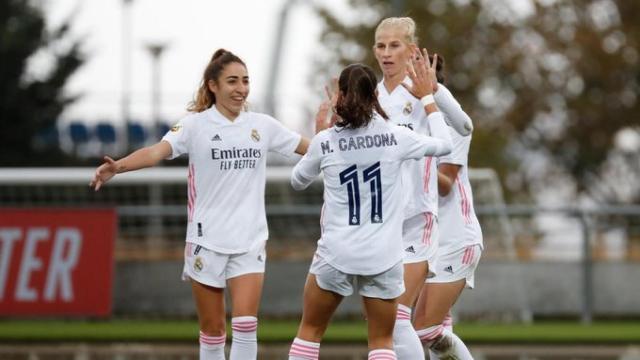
[
  {"x1": 405, "y1": 246, "x2": 416, "y2": 254},
  {"x1": 444, "y1": 265, "x2": 454, "y2": 274},
  {"x1": 211, "y1": 134, "x2": 222, "y2": 141}
]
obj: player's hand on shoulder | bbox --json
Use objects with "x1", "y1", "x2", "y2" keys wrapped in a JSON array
[{"x1": 90, "y1": 156, "x2": 118, "y2": 191}]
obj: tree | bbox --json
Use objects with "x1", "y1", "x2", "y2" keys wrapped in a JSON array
[
  {"x1": 313, "y1": 0, "x2": 640, "y2": 203},
  {"x1": 0, "y1": 0, "x2": 84, "y2": 166}
]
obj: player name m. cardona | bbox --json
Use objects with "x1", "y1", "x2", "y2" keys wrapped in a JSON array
[
  {"x1": 211, "y1": 147, "x2": 262, "y2": 160},
  {"x1": 321, "y1": 133, "x2": 398, "y2": 155}
]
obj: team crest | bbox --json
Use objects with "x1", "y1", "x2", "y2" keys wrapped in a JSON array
[
  {"x1": 251, "y1": 129, "x2": 261, "y2": 142},
  {"x1": 194, "y1": 256, "x2": 204, "y2": 272},
  {"x1": 170, "y1": 124, "x2": 182, "y2": 132},
  {"x1": 402, "y1": 101, "x2": 413, "y2": 115}
]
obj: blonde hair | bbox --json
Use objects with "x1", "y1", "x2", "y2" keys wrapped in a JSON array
[{"x1": 375, "y1": 17, "x2": 418, "y2": 44}]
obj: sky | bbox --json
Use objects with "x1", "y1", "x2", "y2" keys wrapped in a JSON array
[{"x1": 42, "y1": 0, "x2": 329, "y2": 133}]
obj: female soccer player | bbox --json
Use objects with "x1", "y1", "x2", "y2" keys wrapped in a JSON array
[
  {"x1": 373, "y1": 17, "x2": 473, "y2": 359},
  {"x1": 412, "y1": 62, "x2": 483, "y2": 360},
  {"x1": 287, "y1": 58, "x2": 452, "y2": 359},
  {"x1": 90, "y1": 49, "x2": 309, "y2": 360}
]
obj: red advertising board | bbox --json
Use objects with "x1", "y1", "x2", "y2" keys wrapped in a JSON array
[{"x1": 0, "y1": 208, "x2": 116, "y2": 317}]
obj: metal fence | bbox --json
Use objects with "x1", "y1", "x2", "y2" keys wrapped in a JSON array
[{"x1": 1, "y1": 167, "x2": 639, "y2": 321}]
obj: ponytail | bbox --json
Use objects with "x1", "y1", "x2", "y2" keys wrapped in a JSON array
[
  {"x1": 335, "y1": 64, "x2": 388, "y2": 129},
  {"x1": 187, "y1": 49, "x2": 246, "y2": 112}
]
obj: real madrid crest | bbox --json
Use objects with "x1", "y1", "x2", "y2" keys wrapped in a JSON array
[
  {"x1": 170, "y1": 123, "x2": 182, "y2": 132},
  {"x1": 402, "y1": 101, "x2": 413, "y2": 115},
  {"x1": 251, "y1": 129, "x2": 261, "y2": 142},
  {"x1": 194, "y1": 256, "x2": 204, "y2": 272}
]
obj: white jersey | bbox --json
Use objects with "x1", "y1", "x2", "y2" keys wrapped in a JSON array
[
  {"x1": 291, "y1": 114, "x2": 451, "y2": 275},
  {"x1": 162, "y1": 106, "x2": 301, "y2": 254},
  {"x1": 437, "y1": 129, "x2": 483, "y2": 256},
  {"x1": 377, "y1": 80, "x2": 473, "y2": 219}
]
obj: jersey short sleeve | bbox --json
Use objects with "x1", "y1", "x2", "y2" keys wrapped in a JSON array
[
  {"x1": 438, "y1": 129, "x2": 470, "y2": 167},
  {"x1": 263, "y1": 115, "x2": 301, "y2": 156},
  {"x1": 162, "y1": 117, "x2": 191, "y2": 159}
]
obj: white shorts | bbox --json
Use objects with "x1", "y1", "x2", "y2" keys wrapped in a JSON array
[
  {"x1": 427, "y1": 244, "x2": 481, "y2": 289},
  {"x1": 182, "y1": 241, "x2": 267, "y2": 288},
  {"x1": 309, "y1": 254, "x2": 405, "y2": 300},
  {"x1": 402, "y1": 212, "x2": 439, "y2": 270}
]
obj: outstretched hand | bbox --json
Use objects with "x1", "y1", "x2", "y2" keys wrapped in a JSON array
[
  {"x1": 401, "y1": 46, "x2": 438, "y2": 99},
  {"x1": 315, "y1": 78, "x2": 339, "y2": 134},
  {"x1": 90, "y1": 156, "x2": 118, "y2": 191}
]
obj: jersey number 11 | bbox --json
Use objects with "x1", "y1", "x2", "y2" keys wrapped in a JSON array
[{"x1": 339, "y1": 162, "x2": 383, "y2": 226}]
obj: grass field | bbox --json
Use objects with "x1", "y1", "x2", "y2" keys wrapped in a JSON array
[{"x1": 0, "y1": 320, "x2": 639, "y2": 344}]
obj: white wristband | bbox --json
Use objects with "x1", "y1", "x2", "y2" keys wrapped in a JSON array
[{"x1": 420, "y1": 94, "x2": 435, "y2": 107}]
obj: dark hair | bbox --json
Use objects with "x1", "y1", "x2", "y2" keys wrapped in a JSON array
[
  {"x1": 187, "y1": 49, "x2": 246, "y2": 112},
  {"x1": 429, "y1": 54, "x2": 446, "y2": 84},
  {"x1": 335, "y1": 64, "x2": 388, "y2": 129}
]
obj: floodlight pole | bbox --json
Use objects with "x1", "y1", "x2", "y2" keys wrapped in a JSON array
[
  {"x1": 145, "y1": 43, "x2": 168, "y2": 246},
  {"x1": 264, "y1": 0, "x2": 300, "y2": 118},
  {"x1": 121, "y1": 0, "x2": 133, "y2": 153},
  {"x1": 146, "y1": 43, "x2": 167, "y2": 134}
]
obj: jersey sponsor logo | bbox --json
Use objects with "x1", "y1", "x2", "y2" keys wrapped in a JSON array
[
  {"x1": 402, "y1": 101, "x2": 413, "y2": 115},
  {"x1": 211, "y1": 134, "x2": 222, "y2": 141},
  {"x1": 212, "y1": 147, "x2": 261, "y2": 170},
  {"x1": 170, "y1": 124, "x2": 182, "y2": 132},
  {"x1": 211, "y1": 147, "x2": 262, "y2": 160},
  {"x1": 404, "y1": 245, "x2": 416, "y2": 254},
  {"x1": 336, "y1": 133, "x2": 398, "y2": 152},
  {"x1": 444, "y1": 265, "x2": 454, "y2": 274},
  {"x1": 251, "y1": 129, "x2": 260, "y2": 142},
  {"x1": 194, "y1": 256, "x2": 204, "y2": 272}
]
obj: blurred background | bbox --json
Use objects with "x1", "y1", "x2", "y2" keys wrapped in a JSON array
[{"x1": 1, "y1": 0, "x2": 639, "y2": 359}]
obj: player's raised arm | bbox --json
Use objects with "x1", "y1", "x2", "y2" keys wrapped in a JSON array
[
  {"x1": 90, "y1": 140, "x2": 172, "y2": 191},
  {"x1": 434, "y1": 83, "x2": 473, "y2": 136},
  {"x1": 314, "y1": 79, "x2": 339, "y2": 134},
  {"x1": 417, "y1": 48, "x2": 453, "y2": 156}
]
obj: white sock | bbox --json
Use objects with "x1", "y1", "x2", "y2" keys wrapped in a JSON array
[
  {"x1": 429, "y1": 312, "x2": 454, "y2": 359},
  {"x1": 392, "y1": 304, "x2": 424, "y2": 359},
  {"x1": 229, "y1": 316, "x2": 258, "y2": 360},
  {"x1": 421, "y1": 327, "x2": 473, "y2": 360},
  {"x1": 368, "y1": 348, "x2": 397, "y2": 359},
  {"x1": 289, "y1": 337, "x2": 320, "y2": 360},
  {"x1": 199, "y1": 331, "x2": 226, "y2": 360},
  {"x1": 443, "y1": 311, "x2": 453, "y2": 332},
  {"x1": 416, "y1": 324, "x2": 444, "y2": 348}
]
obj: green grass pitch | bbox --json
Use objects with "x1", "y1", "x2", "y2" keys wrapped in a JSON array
[{"x1": 0, "y1": 320, "x2": 639, "y2": 344}]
